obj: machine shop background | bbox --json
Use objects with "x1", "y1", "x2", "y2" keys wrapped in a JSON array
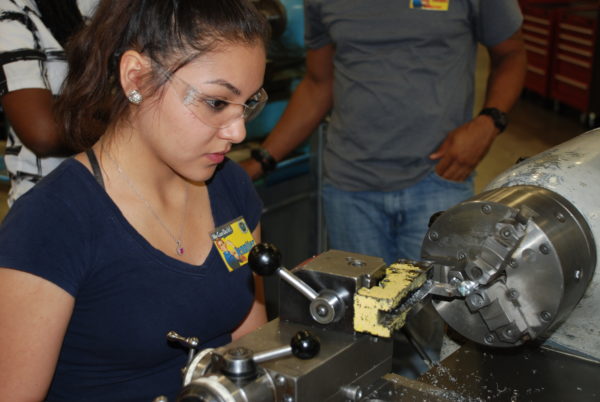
[{"x1": 1, "y1": 1, "x2": 600, "y2": 400}]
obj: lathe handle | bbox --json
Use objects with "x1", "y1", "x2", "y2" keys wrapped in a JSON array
[
  {"x1": 290, "y1": 329, "x2": 320, "y2": 359},
  {"x1": 252, "y1": 330, "x2": 320, "y2": 364},
  {"x1": 248, "y1": 242, "x2": 282, "y2": 276},
  {"x1": 249, "y1": 243, "x2": 319, "y2": 300}
]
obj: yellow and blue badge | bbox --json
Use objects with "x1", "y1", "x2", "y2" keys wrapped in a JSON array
[
  {"x1": 410, "y1": 0, "x2": 449, "y2": 11},
  {"x1": 210, "y1": 217, "x2": 256, "y2": 272}
]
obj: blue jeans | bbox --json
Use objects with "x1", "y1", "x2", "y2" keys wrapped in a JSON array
[{"x1": 323, "y1": 171, "x2": 474, "y2": 264}]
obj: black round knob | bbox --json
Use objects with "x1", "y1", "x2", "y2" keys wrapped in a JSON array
[
  {"x1": 248, "y1": 243, "x2": 282, "y2": 276},
  {"x1": 290, "y1": 330, "x2": 320, "y2": 360}
]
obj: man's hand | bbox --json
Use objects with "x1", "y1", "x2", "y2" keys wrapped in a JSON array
[
  {"x1": 240, "y1": 158, "x2": 263, "y2": 180},
  {"x1": 429, "y1": 115, "x2": 498, "y2": 182}
]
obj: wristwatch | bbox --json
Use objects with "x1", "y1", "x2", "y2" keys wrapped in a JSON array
[
  {"x1": 479, "y1": 107, "x2": 508, "y2": 133},
  {"x1": 250, "y1": 147, "x2": 277, "y2": 174}
]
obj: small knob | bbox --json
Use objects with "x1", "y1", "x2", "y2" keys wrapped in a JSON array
[
  {"x1": 248, "y1": 243, "x2": 282, "y2": 276},
  {"x1": 290, "y1": 330, "x2": 320, "y2": 359},
  {"x1": 253, "y1": 330, "x2": 320, "y2": 363}
]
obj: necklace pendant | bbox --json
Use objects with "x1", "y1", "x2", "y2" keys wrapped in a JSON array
[{"x1": 176, "y1": 240, "x2": 184, "y2": 256}]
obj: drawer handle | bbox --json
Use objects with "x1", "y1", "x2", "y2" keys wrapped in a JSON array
[
  {"x1": 557, "y1": 44, "x2": 593, "y2": 58},
  {"x1": 527, "y1": 65, "x2": 545, "y2": 76},
  {"x1": 558, "y1": 33, "x2": 593, "y2": 47},
  {"x1": 554, "y1": 74, "x2": 588, "y2": 90},
  {"x1": 524, "y1": 15, "x2": 551, "y2": 26},
  {"x1": 525, "y1": 45, "x2": 547, "y2": 56},
  {"x1": 557, "y1": 54, "x2": 591, "y2": 69},
  {"x1": 559, "y1": 23, "x2": 594, "y2": 36}
]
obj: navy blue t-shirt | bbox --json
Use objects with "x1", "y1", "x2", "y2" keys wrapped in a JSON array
[{"x1": 0, "y1": 158, "x2": 263, "y2": 401}]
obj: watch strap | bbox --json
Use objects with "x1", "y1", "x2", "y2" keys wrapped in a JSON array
[
  {"x1": 250, "y1": 147, "x2": 277, "y2": 174},
  {"x1": 479, "y1": 107, "x2": 508, "y2": 133}
]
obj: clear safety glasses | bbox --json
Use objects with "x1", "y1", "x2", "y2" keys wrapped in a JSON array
[{"x1": 161, "y1": 68, "x2": 268, "y2": 129}]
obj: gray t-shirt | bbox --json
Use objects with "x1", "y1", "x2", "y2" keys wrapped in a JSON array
[{"x1": 304, "y1": 0, "x2": 522, "y2": 191}]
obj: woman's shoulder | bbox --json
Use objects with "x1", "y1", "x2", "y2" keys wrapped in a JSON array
[{"x1": 14, "y1": 158, "x2": 104, "y2": 211}]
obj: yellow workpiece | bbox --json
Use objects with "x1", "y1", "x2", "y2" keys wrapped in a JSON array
[{"x1": 353, "y1": 262, "x2": 427, "y2": 337}]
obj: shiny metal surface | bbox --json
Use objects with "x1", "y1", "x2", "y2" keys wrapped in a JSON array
[
  {"x1": 279, "y1": 250, "x2": 387, "y2": 333},
  {"x1": 423, "y1": 185, "x2": 595, "y2": 347},
  {"x1": 277, "y1": 268, "x2": 318, "y2": 301},
  {"x1": 233, "y1": 320, "x2": 392, "y2": 402},
  {"x1": 486, "y1": 129, "x2": 600, "y2": 359},
  {"x1": 358, "y1": 344, "x2": 600, "y2": 401},
  {"x1": 180, "y1": 319, "x2": 392, "y2": 402},
  {"x1": 176, "y1": 250, "x2": 392, "y2": 402}
]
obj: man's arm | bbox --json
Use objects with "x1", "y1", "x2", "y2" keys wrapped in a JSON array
[
  {"x1": 1, "y1": 88, "x2": 74, "y2": 157},
  {"x1": 430, "y1": 30, "x2": 527, "y2": 181},
  {"x1": 242, "y1": 44, "x2": 335, "y2": 179}
]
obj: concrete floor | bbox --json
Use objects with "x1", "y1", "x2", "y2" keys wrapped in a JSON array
[{"x1": 0, "y1": 47, "x2": 591, "y2": 220}]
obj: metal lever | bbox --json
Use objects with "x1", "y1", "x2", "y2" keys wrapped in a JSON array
[
  {"x1": 221, "y1": 330, "x2": 320, "y2": 379},
  {"x1": 166, "y1": 331, "x2": 199, "y2": 365},
  {"x1": 248, "y1": 243, "x2": 346, "y2": 324}
]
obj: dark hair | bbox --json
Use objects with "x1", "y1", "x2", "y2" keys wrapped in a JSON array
[
  {"x1": 56, "y1": 0, "x2": 271, "y2": 151},
  {"x1": 35, "y1": 0, "x2": 84, "y2": 47}
]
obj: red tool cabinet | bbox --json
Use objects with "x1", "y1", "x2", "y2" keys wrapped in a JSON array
[
  {"x1": 521, "y1": 4, "x2": 558, "y2": 97},
  {"x1": 520, "y1": 1, "x2": 600, "y2": 126}
]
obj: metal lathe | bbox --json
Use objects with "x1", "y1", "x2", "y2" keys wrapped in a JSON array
[{"x1": 160, "y1": 129, "x2": 600, "y2": 401}]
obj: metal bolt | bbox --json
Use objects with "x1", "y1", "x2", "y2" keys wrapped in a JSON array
[
  {"x1": 555, "y1": 212, "x2": 566, "y2": 222},
  {"x1": 501, "y1": 228, "x2": 512, "y2": 238},
  {"x1": 509, "y1": 259, "x2": 519, "y2": 269},
  {"x1": 457, "y1": 251, "x2": 467, "y2": 261},
  {"x1": 276, "y1": 375, "x2": 287, "y2": 386},
  {"x1": 340, "y1": 385, "x2": 363, "y2": 401},
  {"x1": 468, "y1": 293, "x2": 485, "y2": 307},
  {"x1": 539, "y1": 244, "x2": 550, "y2": 255},
  {"x1": 229, "y1": 347, "x2": 248, "y2": 357},
  {"x1": 470, "y1": 266, "x2": 483, "y2": 279},
  {"x1": 540, "y1": 311, "x2": 552, "y2": 322},
  {"x1": 507, "y1": 289, "x2": 519, "y2": 301},
  {"x1": 484, "y1": 334, "x2": 496, "y2": 344},
  {"x1": 428, "y1": 231, "x2": 439, "y2": 241},
  {"x1": 482, "y1": 204, "x2": 492, "y2": 214},
  {"x1": 316, "y1": 305, "x2": 328, "y2": 317},
  {"x1": 449, "y1": 277, "x2": 461, "y2": 286}
]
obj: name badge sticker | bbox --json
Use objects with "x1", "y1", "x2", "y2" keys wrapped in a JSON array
[
  {"x1": 211, "y1": 217, "x2": 255, "y2": 272},
  {"x1": 410, "y1": 0, "x2": 449, "y2": 11}
]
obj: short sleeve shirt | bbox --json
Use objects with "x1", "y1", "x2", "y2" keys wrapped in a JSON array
[
  {"x1": 0, "y1": 157, "x2": 263, "y2": 401},
  {"x1": 0, "y1": 0, "x2": 97, "y2": 203},
  {"x1": 304, "y1": 0, "x2": 523, "y2": 191}
]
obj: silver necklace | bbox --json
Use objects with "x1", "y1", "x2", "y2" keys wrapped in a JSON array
[{"x1": 105, "y1": 151, "x2": 189, "y2": 256}]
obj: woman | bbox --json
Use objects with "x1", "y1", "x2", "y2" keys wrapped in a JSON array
[{"x1": 0, "y1": 0, "x2": 270, "y2": 400}]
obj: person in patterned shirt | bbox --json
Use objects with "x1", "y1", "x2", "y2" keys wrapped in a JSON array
[{"x1": 0, "y1": 0, "x2": 97, "y2": 206}]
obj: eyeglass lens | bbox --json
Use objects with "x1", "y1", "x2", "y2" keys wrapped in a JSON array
[{"x1": 173, "y1": 74, "x2": 267, "y2": 129}]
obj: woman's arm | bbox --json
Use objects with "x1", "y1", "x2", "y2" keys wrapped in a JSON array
[
  {"x1": 232, "y1": 224, "x2": 267, "y2": 340},
  {"x1": 0, "y1": 268, "x2": 74, "y2": 401}
]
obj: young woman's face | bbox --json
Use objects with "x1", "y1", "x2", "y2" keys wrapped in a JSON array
[{"x1": 138, "y1": 42, "x2": 266, "y2": 182}]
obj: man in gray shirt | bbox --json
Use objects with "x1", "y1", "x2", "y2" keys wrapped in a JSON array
[{"x1": 243, "y1": 0, "x2": 526, "y2": 375}]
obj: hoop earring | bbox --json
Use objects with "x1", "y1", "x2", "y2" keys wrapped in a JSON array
[{"x1": 127, "y1": 89, "x2": 143, "y2": 105}]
